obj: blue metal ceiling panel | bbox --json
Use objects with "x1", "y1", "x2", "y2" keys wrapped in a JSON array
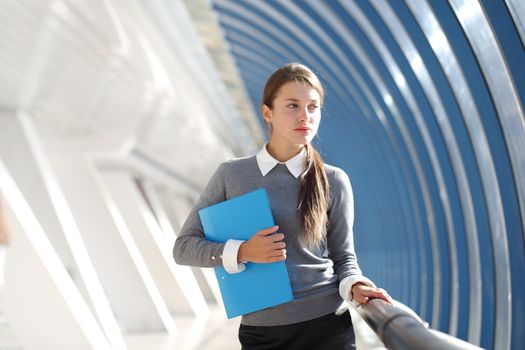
[{"x1": 211, "y1": 1, "x2": 525, "y2": 349}]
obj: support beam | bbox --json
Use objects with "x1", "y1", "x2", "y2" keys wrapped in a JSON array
[
  {"x1": 99, "y1": 169, "x2": 208, "y2": 319},
  {"x1": 0, "y1": 160, "x2": 111, "y2": 350}
]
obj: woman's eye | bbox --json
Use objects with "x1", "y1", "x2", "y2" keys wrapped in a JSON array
[
  {"x1": 287, "y1": 104, "x2": 298, "y2": 109},
  {"x1": 309, "y1": 105, "x2": 319, "y2": 110}
]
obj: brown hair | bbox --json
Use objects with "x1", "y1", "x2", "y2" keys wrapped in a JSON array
[{"x1": 262, "y1": 63, "x2": 330, "y2": 248}]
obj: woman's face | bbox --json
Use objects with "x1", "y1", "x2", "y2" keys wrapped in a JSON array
[{"x1": 263, "y1": 81, "x2": 321, "y2": 148}]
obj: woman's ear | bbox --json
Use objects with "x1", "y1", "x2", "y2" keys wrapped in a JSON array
[{"x1": 262, "y1": 104, "x2": 272, "y2": 123}]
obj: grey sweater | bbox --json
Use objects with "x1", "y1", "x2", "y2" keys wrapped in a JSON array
[{"x1": 173, "y1": 155, "x2": 364, "y2": 326}]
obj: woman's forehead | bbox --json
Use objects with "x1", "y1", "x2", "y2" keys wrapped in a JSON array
[{"x1": 275, "y1": 81, "x2": 320, "y2": 101}]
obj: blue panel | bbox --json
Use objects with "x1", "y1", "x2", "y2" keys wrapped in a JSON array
[
  {"x1": 211, "y1": 0, "x2": 524, "y2": 347},
  {"x1": 470, "y1": 2, "x2": 525, "y2": 349},
  {"x1": 321, "y1": 0, "x2": 435, "y2": 321},
  {"x1": 475, "y1": 5, "x2": 525, "y2": 347},
  {"x1": 352, "y1": 0, "x2": 454, "y2": 331},
  {"x1": 399, "y1": 0, "x2": 496, "y2": 347},
  {"x1": 482, "y1": 0, "x2": 525, "y2": 111},
  {"x1": 358, "y1": 0, "x2": 475, "y2": 335}
]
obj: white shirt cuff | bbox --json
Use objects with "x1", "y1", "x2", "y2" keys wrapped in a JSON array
[
  {"x1": 222, "y1": 239, "x2": 246, "y2": 274},
  {"x1": 339, "y1": 275, "x2": 376, "y2": 307}
]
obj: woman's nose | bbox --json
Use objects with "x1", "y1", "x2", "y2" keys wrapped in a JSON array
[{"x1": 299, "y1": 107, "x2": 310, "y2": 121}]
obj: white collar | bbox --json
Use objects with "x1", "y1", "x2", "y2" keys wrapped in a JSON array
[{"x1": 256, "y1": 143, "x2": 305, "y2": 178}]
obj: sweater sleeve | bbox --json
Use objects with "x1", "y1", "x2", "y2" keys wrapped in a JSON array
[
  {"x1": 173, "y1": 161, "x2": 228, "y2": 268},
  {"x1": 326, "y1": 168, "x2": 364, "y2": 283}
]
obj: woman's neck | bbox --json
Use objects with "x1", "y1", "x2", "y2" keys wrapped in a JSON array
[{"x1": 266, "y1": 141, "x2": 305, "y2": 162}]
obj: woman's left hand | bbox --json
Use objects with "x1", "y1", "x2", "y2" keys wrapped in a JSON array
[{"x1": 351, "y1": 282, "x2": 393, "y2": 305}]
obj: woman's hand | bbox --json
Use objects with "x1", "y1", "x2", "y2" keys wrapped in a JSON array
[
  {"x1": 351, "y1": 282, "x2": 393, "y2": 305},
  {"x1": 237, "y1": 225, "x2": 286, "y2": 263}
]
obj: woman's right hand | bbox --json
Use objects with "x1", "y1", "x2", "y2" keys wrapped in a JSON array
[{"x1": 237, "y1": 225, "x2": 286, "y2": 263}]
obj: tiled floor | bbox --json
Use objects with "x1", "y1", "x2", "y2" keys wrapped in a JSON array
[
  {"x1": 125, "y1": 306, "x2": 241, "y2": 350},
  {"x1": 124, "y1": 307, "x2": 387, "y2": 350},
  {"x1": 0, "y1": 303, "x2": 385, "y2": 350},
  {"x1": 0, "y1": 305, "x2": 241, "y2": 350},
  {"x1": 0, "y1": 314, "x2": 22, "y2": 350}
]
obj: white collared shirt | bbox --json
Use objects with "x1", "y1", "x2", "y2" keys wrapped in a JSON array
[{"x1": 255, "y1": 142, "x2": 305, "y2": 178}]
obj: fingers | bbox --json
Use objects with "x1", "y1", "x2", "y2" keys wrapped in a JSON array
[
  {"x1": 265, "y1": 244, "x2": 286, "y2": 261},
  {"x1": 267, "y1": 249, "x2": 287, "y2": 262},
  {"x1": 366, "y1": 288, "x2": 386, "y2": 298},
  {"x1": 267, "y1": 237, "x2": 285, "y2": 259},
  {"x1": 248, "y1": 225, "x2": 287, "y2": 263},
  {"x1": 256, "y1": 225, "x2": 279, "y2": 236},
  {"x1": 260, "y1": 240, "x2": 286, "y2": 262},
  {"x1": 354, "y1": 285, "x2": 393, "y2": 305},
  {"x1": 256, "y1": 227, "x2": 285, "y2": 247},
  {"x1": 273, "y1": 241, "x2": 286, "y2": 249},
  {"x1": 255, "y1": 225, "x2": 285, "y2": 244},
  {"x1": 368, "y1": 288, "x2": 392, "y2": 303},
  {"x1": 380, "y1": 289, "x2": 394, "y2": 304},
  {"x1": 359, "y1": 296, "x2": 370, "y2": 304},
  {"x1": 270, "y1": 233, "x2": 285, "y2": 242},
  {"x1": 352, "y1": 292, "x2": 369, "y2": 304}
]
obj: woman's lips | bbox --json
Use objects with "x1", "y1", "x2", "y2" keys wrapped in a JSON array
[{"x1": 295, "y1": 127, "x2": 312, "y2": 135}]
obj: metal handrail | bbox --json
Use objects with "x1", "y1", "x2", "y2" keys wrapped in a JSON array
[{"x1": 356, "y1": 299, "x2": 484, "y2": 350}]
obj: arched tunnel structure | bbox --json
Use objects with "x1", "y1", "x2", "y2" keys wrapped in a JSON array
[
  {"x1": 209, "y1": 1, "x2": 525, "y2": 349},
  {"x1": 0, "y1": 1, "x2": 523, "y2": 349}
]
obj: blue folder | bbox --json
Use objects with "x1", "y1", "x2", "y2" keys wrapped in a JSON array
[{"x1": 198, "y1": 188, "x2": 293, "y2": 319}]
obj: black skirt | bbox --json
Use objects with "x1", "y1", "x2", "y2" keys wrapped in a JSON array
[{"x1": 238, "y1": 310, "x2": 356, "y2": 350}]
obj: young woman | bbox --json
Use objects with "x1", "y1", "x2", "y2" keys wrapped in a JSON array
[{"x1": 173, "y1": 63, "x2": 391, "y2": 349}]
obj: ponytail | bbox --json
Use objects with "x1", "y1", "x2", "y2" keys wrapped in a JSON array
[{"x1": 298, "y1": 143, "x2": 330, "y2": 248}]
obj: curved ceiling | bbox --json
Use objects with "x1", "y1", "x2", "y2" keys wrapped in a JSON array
[
  {"x1": 0, "y1": 0, "x2": 523, "y2": 349},
  {"x1": 210, "y1": 1, "x2": 525, "y2": 349}
]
